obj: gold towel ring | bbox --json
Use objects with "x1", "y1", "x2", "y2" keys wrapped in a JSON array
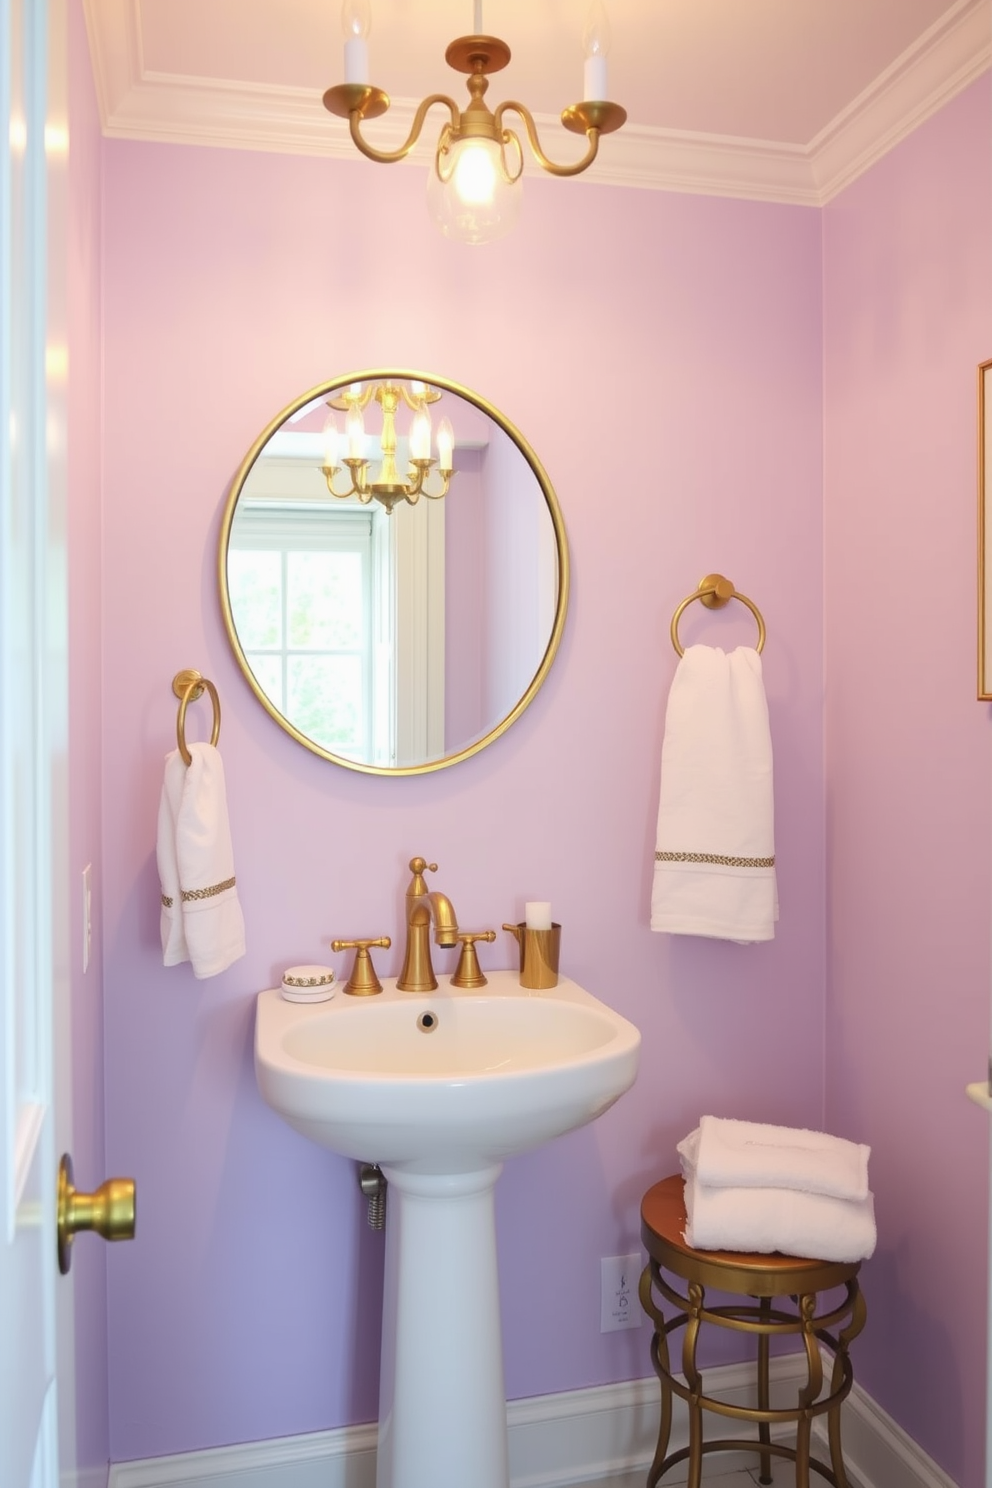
[
  {"x1": 670, "y1": 573, "x2": 766, "y2": 657},
  {"x1": 172, "y1": 669, "x2": 221, "y2": 766}
]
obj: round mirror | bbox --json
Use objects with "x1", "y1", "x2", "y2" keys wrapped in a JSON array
[{"x1": 218, "y1": 371, "x2": 569, "y2": 774}]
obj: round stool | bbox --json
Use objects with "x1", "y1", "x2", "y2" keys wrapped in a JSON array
[{"x1": 639, "y1": 1175, "x2": 866, "y2": 1488}]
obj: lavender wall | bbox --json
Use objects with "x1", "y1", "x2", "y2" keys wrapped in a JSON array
[
  {"x1": 67, "y1": 0, "x2": 109, "y2": 1474},
  {"x1": 444, "y1": 449, "x2": 486, "y2": 748},
  {"x1": 482, "y1": 421, "x2": 548, "y2": 725},
  {"x1": 98, "y1": 141, "x2": 825, "y2": 1460},
  {"x1": 823, "y1": 78, "x2": 992, "y2": 1488}
]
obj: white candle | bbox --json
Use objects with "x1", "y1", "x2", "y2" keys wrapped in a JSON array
[
  {"x1": 437, "y1": 416, "x2": 454, "y2": 473},
  {"x1": 342, "y1": 0, "x2": 372, "y2": 83},
  {"x1": 582, "y1": 2, "x2": 611, "y2": 101},
  {"x1": 321, "y1": 412, "x2": 339, "y2": 467},
  {"x1": 344, "y1": 37, "x2": 369, "y2": 83},
  {"x1": 583, "y1": 55, "x2": 608, "y2": 101},
  {"x1": 525, "y1": 901, "x2": 552, "y2": 930},
  {"x1": 346, "y1": 402, "x2": 365, "y2": 459},
  {"x1": 409, "y1": 406, "x2": 431, "y2": 461}
]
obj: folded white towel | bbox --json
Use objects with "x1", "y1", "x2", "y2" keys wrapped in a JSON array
[
  {"x1": 157, "y1": 742, "x2": 246, "y2": 979},
  {"x1": 682, "y1": 1116, "x2": 870, "y2": 1202},
  {"x1": 680, "y1": 1168, "x2": 876, "y2": 1263},
  {"x1": 651, "y1": 645, "x2": 777, "y2": 942},
  {"x1": 156, "y1": 750, "x2": 189, "y2": 967}
]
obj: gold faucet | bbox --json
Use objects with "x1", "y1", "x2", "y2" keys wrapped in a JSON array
[{"x1": 396, "y1": 856, "x2": 459, "y2": 992}]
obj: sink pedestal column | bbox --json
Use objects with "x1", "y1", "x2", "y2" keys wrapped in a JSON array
[{"x1": 376, "y1": 1163, "x2": 508, "y2": 1488}]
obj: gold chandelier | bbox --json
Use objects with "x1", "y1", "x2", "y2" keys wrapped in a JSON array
[
  {"x1": 321, "y1": 380, "x2": 455, "y2": 514},
  {"x1": 322, "y1": 2, "x2": 626, "y2": 245}
]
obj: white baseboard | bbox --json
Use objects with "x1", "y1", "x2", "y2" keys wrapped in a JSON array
[
  {"x1": 815, "y1": 1379, "x2": 961, "y2": 1488},
  {"x1": 108, "y1": 1358, "x2": 960, "y2": 1488},
  {"x1": 62, "y1": 1467, "x2": 109, "y2": 1488}
]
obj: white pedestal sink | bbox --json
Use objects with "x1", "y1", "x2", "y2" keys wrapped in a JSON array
[{"x1": 255, "y1": 971, "x2": 640, "y2": 1488}]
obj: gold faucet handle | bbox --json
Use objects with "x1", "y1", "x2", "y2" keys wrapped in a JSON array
[
  {"x1": 407, "y1": 856, "x2": 438, "y2": 896},
  {"x1": 450, "y1": 930, "x2": 497, "y2": 990},
  {"x1": 331, "y1": 936, "x2": 391, "y2": 996}
]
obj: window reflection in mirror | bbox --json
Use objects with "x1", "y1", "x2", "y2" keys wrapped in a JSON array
[{"x1": 219, "y1": 374, "x2": 568, "y2": 775}]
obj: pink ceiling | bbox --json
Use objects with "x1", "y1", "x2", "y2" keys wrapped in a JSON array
[{"x1": 132, "y1": 0, "x2": 962, "y2": 146}]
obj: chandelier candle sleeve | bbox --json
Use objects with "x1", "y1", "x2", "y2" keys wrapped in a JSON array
[
  {"x1": 321, "y1": 413, "x2": 339, "y2": 466},
  {"x1": 409, "y1": 405, "x2": 431, "y2": 461},
  {"x1": 347, "y1": 402, "x2": 365, "y2": 459},
  {"x1": 437, "y1": 417, "x2": 454, "y2": 473},
  {"x1": 342, "y1": 0, "x2": 370, "y2": 83},
  {"x1": 583, "y1": 2, "x2": 610, "y2": 101}
]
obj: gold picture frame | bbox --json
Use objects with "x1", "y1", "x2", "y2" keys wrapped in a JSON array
[{"x1": 980, "y1": 359, "x2": 992, "y2": 698}]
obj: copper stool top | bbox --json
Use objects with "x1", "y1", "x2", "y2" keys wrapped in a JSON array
[{"x1": 641, "y1": 1174, "x2": 862, "y2": 1296}]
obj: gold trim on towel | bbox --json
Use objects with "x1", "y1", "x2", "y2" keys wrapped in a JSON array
[
  {"x1": 181, "y1": 876, "x2": 236, "y2": 902},
  {"x1": 655, "y1": 850, "x2": 775, "y2": 869},
  {"x1": 161, "y1": 893, "x2": 174, "y2": 908}
]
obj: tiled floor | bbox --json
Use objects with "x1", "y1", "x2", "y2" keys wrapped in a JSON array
[{"x1": 590, "y1": 1464, "x2": 804, "y2": 1487}]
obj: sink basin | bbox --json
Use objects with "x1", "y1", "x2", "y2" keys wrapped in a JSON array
[
  {"x1": 255, "y1": 970, "x2": 640, "y2": 1170},
  {"x1": 255, "y1": 969, "x2": 640, "y2": 1488}
]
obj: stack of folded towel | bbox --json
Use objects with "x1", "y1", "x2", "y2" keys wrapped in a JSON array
[{"x1": 677, "y1": 1115, "x2": 876, "y2": 1263}]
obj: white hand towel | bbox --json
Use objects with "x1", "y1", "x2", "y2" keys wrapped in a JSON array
[
  {"x1": 680, "y1": 1169, "x2": 876, "y2": 1263},
  {"x1": 157, "y1": 741, "x2": 246, "y2": 978},
  {"x1": 175, "y1": 742, "x2": 246, "y2": 979},
  {"x1": 682, "y1": 1116, "x2": 870, "y2": 1202},
  {"x1": 156, "y1": 749, "x2": 189, "y2": 966},
  {"x1": 651, "y1": 645, "x2": 777, "y2": 942}
]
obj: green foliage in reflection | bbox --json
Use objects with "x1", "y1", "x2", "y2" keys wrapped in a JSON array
[
  {"x1": 246, "y1": 652, "x2": 283, "y2": 709},
  {"x1": 287, "y1": 552, "x2": 363, "y2": 650},
  {"x1": 288, "y1": 656, "x2": 364, "y2": 751},
  {"x1": 229, "y1": 551, "x2": 281, "y2": 648}
]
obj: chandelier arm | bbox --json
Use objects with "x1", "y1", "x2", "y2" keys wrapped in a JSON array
[
  {"x1": 420, "y1": 470, "x2": 453, "y2": 500},
  {"x1": 348, "y1": 94, "x2": 461, "y2": 165},
  {"x1": 322, "y1": 465, "x2": 361, "y2": 500},
  {"x1": 494, "y1": 101, "x2": 601, "y2": 178}
]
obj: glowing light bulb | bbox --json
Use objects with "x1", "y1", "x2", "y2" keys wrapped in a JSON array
[
  {"x1": 427, "y1": 136, "x2": 523, "y2": 245},
  {"x1": 322, "y1": 412, "x2": 339, "y2": 467},
  {"x1": 437, "y1": 417, "x2": 454, "y2": 473},
  {"x1": 582, "y1": 2, "x2": 611, "y2": 100},
  {"x1": 342, "y1": 0, "x2": 371, "y2": 84},
  {"x1": 453, "y1": 139, "x2": 498, "y2": 206},
  {"x1": 409, "y1": 406, "x2": 432, "y2": 461},
  {"x1": 346, "y1": 402, "x2": 366, "y2": 460}
]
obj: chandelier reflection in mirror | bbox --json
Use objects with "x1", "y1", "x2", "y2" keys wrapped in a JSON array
[
  {"x1": 321, "y1": 379, "x2": 455, "y2": 513},
  {"x1": 323, "y1": 1, "x2": 626, "y2": 245}
]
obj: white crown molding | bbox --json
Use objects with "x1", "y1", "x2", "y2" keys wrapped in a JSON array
[
  {"x1": 810, "y1": 0, "x2": 992, "y2": 201},
  {"x1": 82, "y1": 0, "x2": 990, "y2": 206},
  {"x1": 105, "y1": 1358, "x2": 959, "y2": 1488}
]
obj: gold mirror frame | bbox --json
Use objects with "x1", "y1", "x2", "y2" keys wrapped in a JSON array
[
  {"x1": 218, "y1": 370, "x2": 570, "y2": 774},
  {"x1": 979, "y1": 358, "x2": 992, "y2": 698}
]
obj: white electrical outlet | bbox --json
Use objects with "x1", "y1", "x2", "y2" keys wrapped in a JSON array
[
  {"x1": 600, "y1": 1253, "x2": 643, "y2": 1332},
  {"x1": 82, "y1": 863, "x2": 92, "y2": 973}
]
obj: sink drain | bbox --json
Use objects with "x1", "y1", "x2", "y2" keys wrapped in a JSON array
[{"x1": 417, "y1": 1011, "x2": 439, "y2": 1033}]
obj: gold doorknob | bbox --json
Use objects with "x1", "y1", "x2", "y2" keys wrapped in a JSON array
[{"x1": 57, "y1": 1153, "x2": 136, "y2": 1275}]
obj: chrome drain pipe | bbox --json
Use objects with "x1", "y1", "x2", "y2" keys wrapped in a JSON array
[{"x1": 359, "y1": 1162, "x2": 386, "y2": 1230}]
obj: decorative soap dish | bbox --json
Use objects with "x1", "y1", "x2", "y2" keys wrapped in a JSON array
[{"x1": 281, "y1": 965, "x2": 336, "y2": 1003}]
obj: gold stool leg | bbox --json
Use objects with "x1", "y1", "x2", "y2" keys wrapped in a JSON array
[
  {"x1": 682, "y1": 1283, "x2": 705, "y2": 1488},
  {"x1": 757, "y1": 1297, "x2": 773, "y2": 1485},
  {"x1": 795, "y1": 1294, "x2": 823, "y2": 1488},
  {"x1": 827, "y1": 1282, "x2": 867, "y2": 1488},
  {"x1": 640, "y1": 1264, "x2": 672, "y2": 1488}
]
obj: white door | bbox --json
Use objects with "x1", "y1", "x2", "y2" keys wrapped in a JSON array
[{"x1": 0, "y1": 0, "x2": 70, "y2": 1481}]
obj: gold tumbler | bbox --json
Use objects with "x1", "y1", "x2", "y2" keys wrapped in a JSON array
[{"x1": 502, "y1": 922, "x2": 561, "y2": 989}]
